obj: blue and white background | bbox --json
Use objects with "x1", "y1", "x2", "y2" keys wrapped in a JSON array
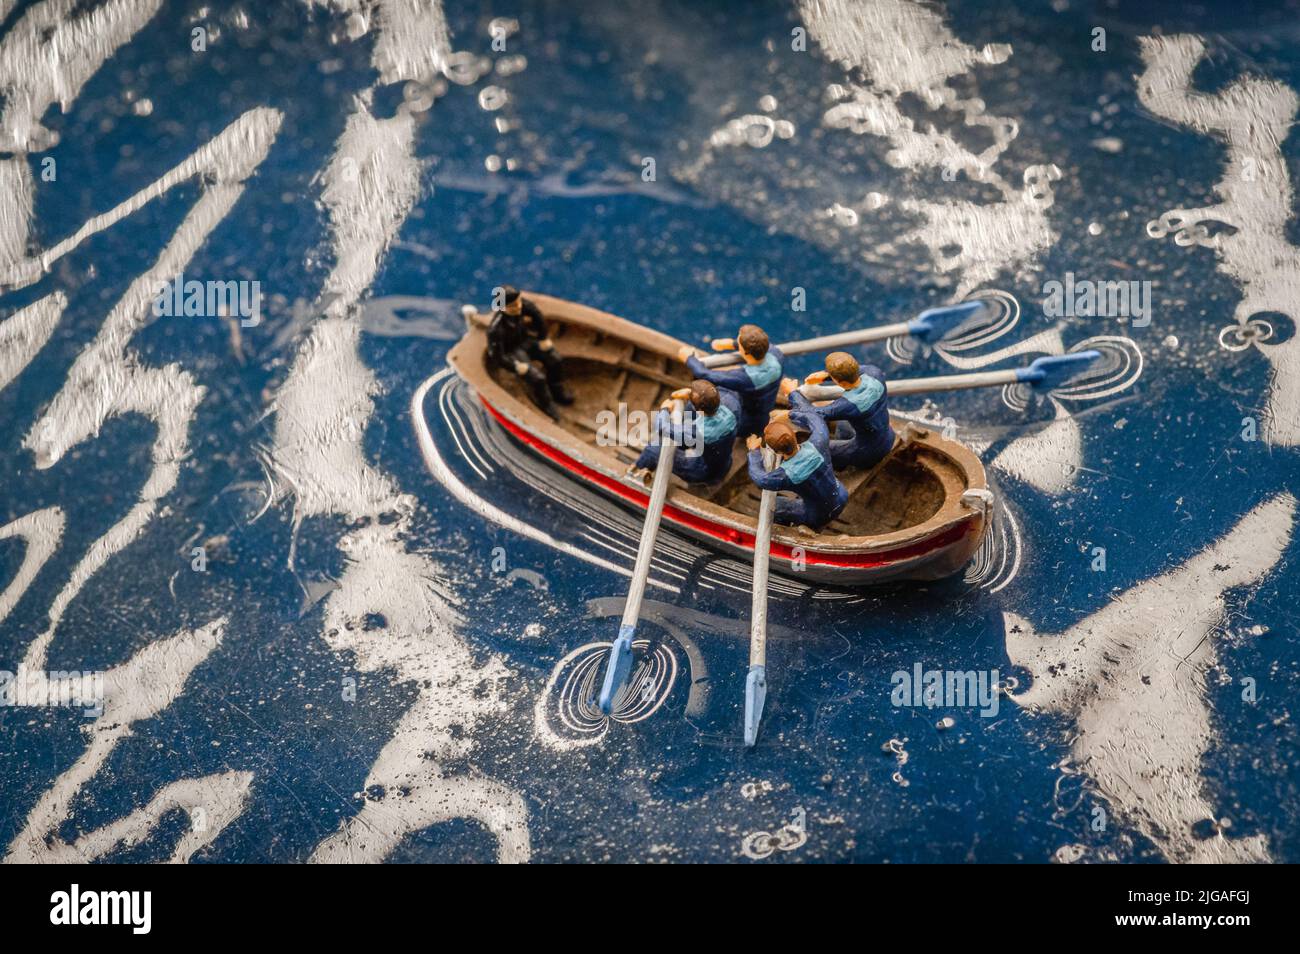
[{"x1": 0, "y1": 0, "x2": 1297, "y2": 863}]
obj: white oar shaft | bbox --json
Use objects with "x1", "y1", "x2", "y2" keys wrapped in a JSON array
[
  {"x1": 743, "y1": 447, "x2": 777, "y2": 746},
  {"x1": 885, "y1": 368, "x2": 1019, "y2": 396},
  {"x1": 799, "y1": 369, "x2": 1018, "y2": 401},
  {"x1": 749, "y1": 449, "x2": 777, "y2": 668},
  {"x1": 599, "y1": 400, "x2": 685, "y2": 714},
  {"x1": 620, "y1": 401, "x2": 682, "y2": 631},
  {"x1": 699, "y1": 322, "x2": 910, "y2": 368}
]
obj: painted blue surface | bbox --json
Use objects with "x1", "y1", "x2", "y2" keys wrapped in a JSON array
[{"x1": 1, "y1": 0, "x2": 1298, "y2": 863}]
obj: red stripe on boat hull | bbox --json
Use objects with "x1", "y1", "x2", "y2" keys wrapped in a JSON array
[{"x1": 480, "y1": 398, "x2": 977, "y2": 573}]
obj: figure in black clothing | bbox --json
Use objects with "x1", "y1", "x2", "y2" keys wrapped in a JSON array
[
  {"x1": 676, "y1": 324, "x2": 785, "y2": 439},
  {"x1": 486, "y1": 286, "x2": 573, "y2": 418},
  {"x1": 746, "y1": 403, "x2": 848, "y2": 530}
]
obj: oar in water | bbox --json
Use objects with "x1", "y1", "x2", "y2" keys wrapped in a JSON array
[
  {"x1": 744, "y1": 447, "x2": 778, "y2": 748},
  {"x1": 797, "y1": 351, "x2": 1104, "y2": 401},
  {"x1": 698, "y1": 300, "x2": 986, "y2": 369},
  {"x1": 597, "y1": 400, "x2": 684, "y2": 715}
]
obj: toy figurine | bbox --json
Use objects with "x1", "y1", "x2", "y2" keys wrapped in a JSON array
[
  {"x1": 449, "y1": 292, "x2": 1032, "y2": 585},
  {"x1": 745, "y1": 404, "x2": 849, "y2": 530},
  {"x1": 486, "y1": 286, "x2": 574, "y2": 419},
  {"x1": 633, "y1": 380, "x2": 740, "y2": 485},
  {"x1": 793, "y1": 351, "x2": 895, "y2": 470},
  {"x1": 677, "y1": 324, "x2": 784, "y2": 438}
]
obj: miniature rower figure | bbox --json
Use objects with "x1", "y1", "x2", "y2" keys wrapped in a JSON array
[
  {"x1": 486, "y1": 285, "x2": 574, "y2": 419},
  {"x1": 794, "y1": 351, "x2": 895, "y2": 470},
  {"x1": 677, "y1": 324, "x2": 784, "y2": 438},
  {"x1": 633, "y1": 380, "x2": 740, "y2": 485},
  {"x1": 746, "y1": 404, "x2": 849, "y2": 531}
]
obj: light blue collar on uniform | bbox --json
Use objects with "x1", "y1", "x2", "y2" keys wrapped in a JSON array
[
  {"x1": 843, "y1": 378, "x2": 885, "y2": 414},
  {"x1": 779, "y1": 442, "x2": 824, "y2": 483},
  {"x1": 696, "y1": 403, "x2": 736, "y2": 443},
  {"x1": 743, "y1": 352, "x2": 781, "y2": 389}
]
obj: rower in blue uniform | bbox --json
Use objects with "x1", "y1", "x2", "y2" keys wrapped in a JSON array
[
  {"x1": 798, "y1": 351, "x2": 896, "y2": 470},
  {"x1": 676, "y1": 324, "x2": 784, "y2": 439},
  {"x1": 633, "y1": 380, "x2": 740, "y2": 485},
  {"x1": 745, "y1": 403, "x2": 849, "y2": 530}
]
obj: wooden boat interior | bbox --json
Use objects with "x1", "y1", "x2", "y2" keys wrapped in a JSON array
[{"x1": 487, "y1": 317, "x2": 959, "y2": 539}]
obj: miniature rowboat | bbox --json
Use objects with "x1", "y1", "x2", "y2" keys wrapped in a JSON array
[{"x1": 448, "y1": 293, "x2": 992, "y2": 585}]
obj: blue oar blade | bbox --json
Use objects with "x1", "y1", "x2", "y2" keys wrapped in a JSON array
[
  {"x1": 905, "y1": 300, "x2": 988, "y2": 343},
  {"x1": 743, "y1": 665, "x2": 767, "y2": 747},
  {"x1": 598, "y1": 625, "x2": 636, "y2": 715},
  {"x1": 1017, "y1": 350, "x2": 1103, "y2": 391}
]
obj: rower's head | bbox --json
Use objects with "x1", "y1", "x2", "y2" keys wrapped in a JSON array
[
  {"x1": 501, "y1": 285, "x2": 523, "y2": 316},
  {"x1": 690, "y1": 380, "x2": 721, "y2": 416},
  {"x1": 736, "y1": 324, "x2": 769, "y2": 365},
  {"x1": 762, "y1": 420, "x2": 799, "y2": 459},
  {"x1": 825, "y1": 351, "x2": 862, "y2": 389}
]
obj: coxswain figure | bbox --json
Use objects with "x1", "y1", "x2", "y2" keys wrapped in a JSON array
[{"x1": 486, "y1": 285, "x2": 573, "y2": 419}]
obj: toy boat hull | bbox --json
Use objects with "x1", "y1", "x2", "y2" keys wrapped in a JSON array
[{"x1": 447, "y1": 294, "x2": 990, "y2": 585}]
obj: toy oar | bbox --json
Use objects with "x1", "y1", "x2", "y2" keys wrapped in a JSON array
[
  {"x1": 886, "y1": 351, "x2": 1102, "y2": 396},
  {"x1": 744, "y1": 447, "x2": 777, "y2": 748},
  {"x1": 598, "y1": 400, "x2": 684, "y2": 714},
  {"x1": 699, "y1": 300, "x2": 986, "y2": 369},
  {"x1": 798, "y1": 352, "x2": 1103, "y2": 401}
]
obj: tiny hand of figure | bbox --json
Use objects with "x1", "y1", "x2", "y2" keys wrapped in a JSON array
[
  {"x1": 746, "y1": 435, "x2": 762, "y2": 451},
  {"x1": 538, "y1": 339, "x2": 553, "y2": 352},
  {"x1": 770, "y1": 409, "x2": 790, "y2": 422},
  {"x1": 660, "y1": 399, "x2": 673, "y2": 411},
  {"x1": 676, "y1": 345, "x2": 696, "y2": 363},
  {"x1": 804, "y1": 370, "x2": 829, "y2": 386},
  {"x1": 513, "y1": 360, "x2": 530, "y2": 375},
  {"x1": 670, "y1": 388, "x2": 692, "y2": 401},
  {"x1": 711, "y1": 337, "x2": 736, "y2": 352},
  {"x1": 778, "y1": 376, "x2": 798, "y2": 399}
]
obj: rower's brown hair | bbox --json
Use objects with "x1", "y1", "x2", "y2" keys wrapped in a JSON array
[
  {"x1": 737, "y1": 324, "x2": 769, "y2": 360},
  {"x1": 690, "y1": 379, "x2": 720, "y2": 414},
  {"x1": 825, "y1": 351, "x2": 860, "y2": 385},
  {"x1": 763, "y1": 420, "x2": 798, "y2": 456}
]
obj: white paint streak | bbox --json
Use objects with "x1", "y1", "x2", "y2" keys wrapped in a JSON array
[
  {"x1": 800, "y1": 0, "x2": 1060, "y2": 297},
  {"x1": 2, "y1": 11, "x2": 279, "y2": 852},
  {"x1": 272, "y1": 317, "x2": 399, "y2": 521},
  {"x1": 1138, "y1": 35, "x2": 1300, "y2": 445},
  {"x1": 371, "y1": 0, "x2": 452, "y2": 84},
  {"x1": 0, "y1": 507, "x2": 65, "y2": 625},
  {"x1": 306, "y1": 0, "x2": 452, "y2": 84},
  {"x1": 0, "y1": 154, "x2": 33, "y2": 271},
  {"x1": 52, "y1": 771, "x2": 255, "y2": 863},
  {"x1": 923, "y1": 321, "x2": 1084, "y2": 494},
  {"x1": 804, "y1": 0, "x2": 1009, "y2": 97},
  {"x1": 894, "y1": 168, "x2": 1061, "y2": 296},
  {"x1": 3, "y1": 109, "x2": 283, "y2": 291},
  {"x1": 934, "y1": 327, "x2": 1065, "y2": 371},
  {"x1": 0, "y1": 293, "x2": 65, "y2": 391},
  {"x1": 278, "y1": 1, "x2": 530, "y2": 862},
  {"x1": 0, "y1": 0, "x2": 164, "y2": 152},
  {"x1": 307, "y1": 525, "x2": 529, "y2": 863},
  {"x1": 21, "y1": 109, "x2": 282, "y2": 674},
  {"x1": 1005, "y1": 493, "x2": 1296, "y2": 862},
  {"x1": 6, "y1": 620, "x2": 233, "y2": 863},
  {"x1": 0, "y1": 0, "x2": 164, "y2": 272},
  {"x1": 990, "y1": 399, "x2": 1081, "y2": 495},
  {"x1": 315, "y1": 103, "x2": 422, "y2": 316}
]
